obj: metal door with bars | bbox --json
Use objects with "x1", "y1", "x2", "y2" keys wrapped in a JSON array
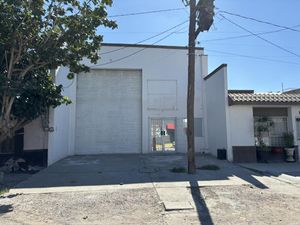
[{"x1": 151, "y1": 119, "x2": 176, "y2": 152}]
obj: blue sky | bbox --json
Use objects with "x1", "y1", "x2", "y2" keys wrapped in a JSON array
[{"x1": 99, "y1": 0, "x2": 300, "y2": 92}]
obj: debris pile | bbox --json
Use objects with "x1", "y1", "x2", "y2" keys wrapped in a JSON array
[{"x1": 0, "y1": 158, "x2": 42, "y2": 174}]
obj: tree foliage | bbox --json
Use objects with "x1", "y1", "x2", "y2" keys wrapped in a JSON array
[{"x1": 0, "y1": 0, "x2": 117, "y2": 142}]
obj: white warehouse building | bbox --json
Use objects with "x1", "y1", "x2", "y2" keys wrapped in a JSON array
[
  {"x1": 48, "y1": 43, "x2": 209, "y2": 165},
  {"x1": 1, "y1": 44, "x2": 299, "y2": 166}
]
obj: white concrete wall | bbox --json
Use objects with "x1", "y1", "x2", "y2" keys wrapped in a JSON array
[
  {"x1": 228, "y1": 105, "x2": 255, "y2": 147},
  {"x1": 200, "y1": 55, "x2": 209, "y2": 152},
  {"x1": 290, "y1": 105, "x2": 300, "y2": 148},
  {"x1": 49, "y1": 45, "x2": 207, "y2": 162},
  {"x1": 47, "y1": 67, "x2": 76, "y2": 165},
  {"x1": 23, "y1": 118, "x2": 48, "y2": 150},
  {"x1": 204, "y1": 65, "x2": 231, "y2": 159}
]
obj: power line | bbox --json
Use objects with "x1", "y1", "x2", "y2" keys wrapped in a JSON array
[
  {"x1": 101, "y1": 5, "x2": 205, "y2": 55},
  {"x1": 91, "y1": 5, "x2": 200, "y2": 65},
  {"x1": 200, "y1": 24, "x2": 300, "y2": 42},
  {"x1": 219, "y1": 14, "x2": 300, "y2": 58},
  {"x1": 91, "y1": 25, "x2": 188, "y2": 67},
  {"x1": 100, "y1": 31, "x2": 188, "y2": 34},
  {"x1": 219, "y1": 10, "x2": 300, "y2": 33},
  {"x1": 109, "y1": 8, "x2": 185, "y2": 18},
  {"x1": 100, "y1": 20, "x2": 188, "y2": 55},
  {"x1": 205, "y1": 49, "x2": 300, "y2": 65}
]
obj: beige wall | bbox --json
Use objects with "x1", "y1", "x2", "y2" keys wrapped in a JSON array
[{"x1": 24, "y1": 118, "x2": 48, "y2": 150}]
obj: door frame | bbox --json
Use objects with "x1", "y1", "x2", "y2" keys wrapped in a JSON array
[{"x1": 148, "y1": 117, "x2": 177, "y2": 153}]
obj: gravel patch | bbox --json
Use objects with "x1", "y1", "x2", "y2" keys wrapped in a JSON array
[
  {"x1": 164, "y1": 185, "x2": 300, "y2": 225},
  {"x1": 2, "y1": 185, "x2": 299, "y2": 225},
  {"x1": 200, "y1": 185, "x2": 300, "y2": 225},
  {"x1": 0, "y1": 188, "x2": 164, "y2": 225}
]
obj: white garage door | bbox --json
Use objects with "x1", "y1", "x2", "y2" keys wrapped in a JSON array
[{"x1": 75, "y1": 69, "x2": 142, "y2": 154}]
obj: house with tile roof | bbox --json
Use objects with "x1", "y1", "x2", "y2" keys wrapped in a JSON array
[{"x1": 204, "y1": 64, "x2": 300, "y2": 163}]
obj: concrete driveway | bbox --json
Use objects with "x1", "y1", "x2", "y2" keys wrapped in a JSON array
[{"x1": 11, "y1": 154, "x2": 268, "y2": 193}]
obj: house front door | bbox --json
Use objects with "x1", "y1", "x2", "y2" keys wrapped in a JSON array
[{"x1": 150, "y1": 119, "x2": 176, "y2": 152}]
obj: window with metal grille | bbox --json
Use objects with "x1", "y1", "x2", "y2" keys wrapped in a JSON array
[
  {"x1": 254, "y1": 116, "x2": 288, "y2": 147},
  {"x1": 269, "y1": 117, "x2": 288, "y2": 146}
]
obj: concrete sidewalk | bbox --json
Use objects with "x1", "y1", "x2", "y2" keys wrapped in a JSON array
[
  {"x1": 10, "y1": 154, "x2": 265, "y2": 194},
  {"x1": 240, "y1": 162, "x2": 300, "y2": 186}
]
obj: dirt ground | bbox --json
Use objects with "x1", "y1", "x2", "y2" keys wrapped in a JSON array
[
  {"x1": 0, "y1": 184, "x2": 300, "y2": 225},
  {"x1": 165, "y1": 185, "x2": 300, "y2": 225},
  {"x1": 0, "y1": 188, "x2": 164, "y2": 225}
]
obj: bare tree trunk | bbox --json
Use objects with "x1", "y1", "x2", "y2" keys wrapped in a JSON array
[
  {"x1": 0, "y1": 117, "x2": 28, "y2": 144},
  {"x1": 0, "y1": 94, "x2": 27, "y2": 144}
]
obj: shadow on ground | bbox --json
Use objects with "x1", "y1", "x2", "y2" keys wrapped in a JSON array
[
  {"x1": 190, "y1": 180, "x2": 214, "y2": 225},
  {"x1": 12, "y1": 154, "x2": 269, "y2": 190},
  {"x1": 0, "y1": 204, "x2": 13, "y2": 214},
  {"x1": 240, "y1": 162, "x2": 300, "y2": 186}
]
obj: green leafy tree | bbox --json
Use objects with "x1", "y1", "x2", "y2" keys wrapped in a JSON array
[{"x1": 0, "y1": 0, "x2": 117, "y2": 143}]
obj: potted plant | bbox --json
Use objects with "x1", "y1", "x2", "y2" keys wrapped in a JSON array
[
  {"x1": 283, "y1": 132, "x2": 295, "y2": 162},
  {"x1": 256, "y1": 140, "x2": 271, "y2": 163}
]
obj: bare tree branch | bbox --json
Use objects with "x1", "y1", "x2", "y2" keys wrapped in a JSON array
[
  {"x1": 14, "y1": 37, "x2": 23, "y2": 65},
  {"x1": 5, "y1": 97, "x2": 15, "y2": 119},
  {"x1": 19, "y1": 64, "x2": 34, "y2": 78}
]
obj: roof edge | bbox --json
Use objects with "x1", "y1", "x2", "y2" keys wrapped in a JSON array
[
  {"x1": 228, "y1": 90, "x2": 254, "y2": 94},
  {"x1": 228, "y1": 92, "x2": 300, "y2": 106},
  {"x1": 204, "y1": 64, "x2": 227, "y2": 81},
  {"x1": 229, "y1": 101, "x2": 300, "y2": 106},
  {"x1": 283, "y1": 88, "x2": 300, "y2": 94},
  {"x1": 101, "y1": 43, "x2": 204, "y2": 51}
]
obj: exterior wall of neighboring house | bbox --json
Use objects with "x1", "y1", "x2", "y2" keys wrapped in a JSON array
[
  {"x1": 204, "y1": 64, "x2": 231, "y2": 160},
  {"x1": 228, "y1": 105, "x2": 256, "y2": 163},
  {"x1": 47, "y1": 44, "x2": 209, "y2": 165},
  {"x1": 228, "y1": 104, "x2": 300, "y2": 162},
  {"x1": 23, "y1": 118, "x2": 48, "y2": 150},
  {"x1": 0, "y1": 117, "x2": 48, "y2": 166}
]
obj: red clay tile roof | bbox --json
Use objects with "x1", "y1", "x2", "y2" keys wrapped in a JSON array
[{"x1": 228, "y1": 93, "x2": 300, "y2": 105}]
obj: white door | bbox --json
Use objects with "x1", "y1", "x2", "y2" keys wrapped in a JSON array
[{"x1": 75, "y1": 69, "x2": 142, "y2": 154}]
